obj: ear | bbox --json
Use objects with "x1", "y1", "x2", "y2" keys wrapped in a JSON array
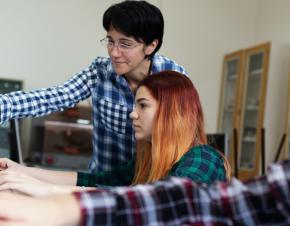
[{"x1": 144, "y1": 39, "x2": 159, "y2": 56}]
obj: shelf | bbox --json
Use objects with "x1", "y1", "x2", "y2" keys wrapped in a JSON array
[
  {"x1": 240, "y1": 163, "x2": 254, "y2": 169},
  {"x1": 242, "y1": 136, "x2": 256, "y2": 142},
  {"x1": 227, "y1": 74, "x2": 238, "y2": 80},
  {"x1": 44, "y1": 121, "x2": 93, "y2": 130},
  {"x1": 245, "y1": 106, "x2": 259, "y2": 111},
  {"x1": 249, "y1": 69, "x2": 263, "y2": 78},
  {"x1": 224, "y1": 107, "x2": 234, "y2": 113}
]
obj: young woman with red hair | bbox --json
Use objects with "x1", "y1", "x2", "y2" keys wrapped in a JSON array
[
  {"x1": 0, "y1": 71, "x2": 230, "y2": 196},
  {"x1": 131, "y1": 70, "x2": 230, "y2": 184}
]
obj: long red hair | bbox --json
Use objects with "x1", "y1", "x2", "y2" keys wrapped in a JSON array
[{"x1": 132, "y1": 71, "x2": 226, "y2": 184}]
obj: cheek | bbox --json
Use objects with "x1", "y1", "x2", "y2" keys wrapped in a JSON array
[
  {"x1": 128, "y1": 51, "x2": 145, "y2": 61},
  {"x1": 147, "y1": 114, "x2": 156, "y2": 130}
]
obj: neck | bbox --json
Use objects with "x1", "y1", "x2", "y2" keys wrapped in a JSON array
[{"x1": 125, "y1": 58, "x2": 152, "y2": 93}]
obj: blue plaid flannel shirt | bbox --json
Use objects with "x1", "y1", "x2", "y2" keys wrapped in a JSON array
[{"x1": 0, "y1": 54, "x2": 187, "y2": 172}]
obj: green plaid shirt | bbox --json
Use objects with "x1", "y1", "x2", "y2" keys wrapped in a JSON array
[{"x1": 77, "y1": 145, "x2": 226, "y2": 187}]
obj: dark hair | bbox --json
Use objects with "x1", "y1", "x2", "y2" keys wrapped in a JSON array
[{"x1": 103, "y1": 0, "x2": 164, "y2": 58}]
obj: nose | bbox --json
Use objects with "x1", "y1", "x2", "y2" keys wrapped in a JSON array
[
  {"x1": 109, "y1": 44, "x2": 122, "y2": 57},
  {"x1": 129, "y1": 110, "x2": 138, "y2": 120}
]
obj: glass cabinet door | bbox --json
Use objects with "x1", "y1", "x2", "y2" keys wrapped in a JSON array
[
  {"x1": 239, "y1": 43, "x2": 270, "y2": 178},
  {"x1": 218, "y1": 51, "x2": 243, "y2": 167}
]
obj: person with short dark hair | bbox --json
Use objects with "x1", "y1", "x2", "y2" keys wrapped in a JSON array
[{"x1": 0, "y1": 1, "x2": 186, "y2": 174}]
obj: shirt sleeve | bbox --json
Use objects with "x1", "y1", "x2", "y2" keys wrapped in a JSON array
[
  {"x1": 169, "y1": 146, "x2": 227, "y2": 185},
  {"x1": 0, "y1": 59, "x2": 99, "y2": 123},
  {"x1": 77, "y1": 159, "x2": 135, "y2": 187},
  {"x1": 73, "y1": 160, "x2": 290, "y2": 226}
]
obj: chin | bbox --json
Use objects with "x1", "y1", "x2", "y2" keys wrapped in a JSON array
[
  {"x1": 135, "y1": 134, "x2": 145, "y2": 141},
  {"x1": 113, "y1": 65, "x2": 128, "y2": 75},
  {"x1": 135, "y1": 136, "x2": 143, "y2": 141},
  {"x1": 136, "y1": 137, "x2": 151, "y2": 143}
]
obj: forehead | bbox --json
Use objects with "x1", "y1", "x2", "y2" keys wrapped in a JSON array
[
  {"x1": 107, "y1": 28, "x2": 134, "y2": 40},
  {"x1": 135, "y1": 86, "x2": 153, "y2": 100}
]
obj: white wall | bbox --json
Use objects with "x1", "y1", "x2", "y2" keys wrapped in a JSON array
[
  {"x1": 254, "y1": 0, "x2": 290, "y2": 163},
  {"x1": 159, "y1": 0, "x2": 257, "y2": 132},
  {"x1": 0, "y1": 0, "x2": 113, "y2": 89},
  {"x1": 0, "y1": 0, "x2": 289, "y2": 164}
]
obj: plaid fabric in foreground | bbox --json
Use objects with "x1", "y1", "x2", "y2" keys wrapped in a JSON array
[{"x1": 74, "y1": 160, "x2": 290, "y2": 226}]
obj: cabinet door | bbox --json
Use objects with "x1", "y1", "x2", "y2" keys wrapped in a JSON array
[
  {"x1": 238, "y1": 43, "x2": 270, "y2": 180},
  {"x1": 218, "y1": 51, "x2": 244, "y2": 170}
]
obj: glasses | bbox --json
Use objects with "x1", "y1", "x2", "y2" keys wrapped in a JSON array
[{"x1": 100, "y1": 37, "x2": 142, "y2": 52}]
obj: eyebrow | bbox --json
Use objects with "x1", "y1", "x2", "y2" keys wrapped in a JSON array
[
  {"x1": 106, "y1": 35, "x2": 134, "y2": 42},
  {"x1": 136, "y1": 98, "x2": 149, "y2": 103}
]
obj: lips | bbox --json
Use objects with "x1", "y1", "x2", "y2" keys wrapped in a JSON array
[
  {"x1": 133, "y1": 124, "x2": 141, "y2": 129},
  {"x1": 112, "y1": 60, "x2": 125, "y2": 65}
]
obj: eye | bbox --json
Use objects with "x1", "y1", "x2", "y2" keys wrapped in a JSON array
[
  {"x1": 138, "y1": 102, "x2": 147, "y2": 109},
  {"x1": 107, "y1": 39, "x2": 114, "y2": 46},
  {"x1": 119, "y1": 42, "x2": 134, "y2": 49}
]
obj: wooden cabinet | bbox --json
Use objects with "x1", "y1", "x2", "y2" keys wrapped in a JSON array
[{"x1": 218, "y1": 42, "x2": 270, "y2": 180}]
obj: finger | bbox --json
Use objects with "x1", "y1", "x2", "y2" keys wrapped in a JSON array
[
  {"x1": 0, "y1": 170, "x2": 30, "y2": 182},
  {"x1": 0, "y1": 177, "x2": 47, "y2": 197},
  {"x1": 0, "y1": 164, "x2": 7, "y2": 169},
  {"x1": 0, "y1": 172, "x2": 21, "y2": 185},
  {"x1": 0, "y1": 211, "x2": 27, "y2": 226},
  {"x1": 0, "y1": 157, "x2": 11, "y2": 165},
  {"x1": 0, "y1": 220, "x2": 29, "y2": 226},
  {"x1": 0, "y1": 174, "x2": 28, "y2": 190},
  {"x1": 0, "y1": 182, "x2": 32, "y2": 197},
  {"x1": 0, "y1": 158, "x2": 18, "y2": 171},
  {"x1": 0, "y1": 170, "x2": 16, "y2": 177},
  {"x1": 0, "y1": 182, "x2": 19, "y2": 192}
]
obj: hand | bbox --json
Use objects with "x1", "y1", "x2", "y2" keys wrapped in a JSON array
[
  {"x1": 0, "y1": 158, "x2": 22, "y2": 172},
  {"x1": 0, "y1": 192, "x2": 80, "y2": 226},
  {"x1": 0, "y1": 170, "x2": 84, "y2": 197},
  {"x1": 0, "y1": 170, "x2": 57, "y2": 197}
]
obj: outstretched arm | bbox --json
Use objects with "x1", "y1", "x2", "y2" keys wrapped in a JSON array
[
  {"x1": 0, "y1": 192, "x2": 81, "y2": 226},
  {"x1": 0, "y1": 158, "x2": 77, "y2": 185},
  {"x1": 0, "y1": 69, "x2": 94, "y2": 123},
  {"x1": 0, "y1": 169, "x2": 95, "y2": 197}
]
